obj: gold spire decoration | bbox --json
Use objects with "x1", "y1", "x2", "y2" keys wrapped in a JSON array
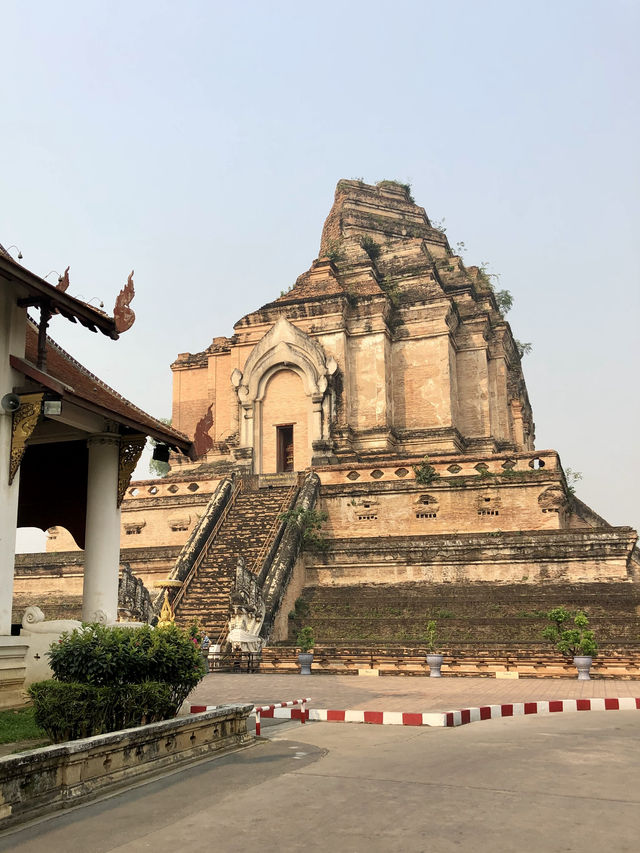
[{"x1": 157, "y1": 589, "x2": 175, "y2": 627}]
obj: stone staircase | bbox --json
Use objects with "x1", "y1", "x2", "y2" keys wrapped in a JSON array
[{"x1": 174, "y1": 484, "x2": 297, "y2": 638}]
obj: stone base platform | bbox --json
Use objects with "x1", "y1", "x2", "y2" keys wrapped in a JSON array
[{"x1": 259, "y1": 645, "x2": 640, "y2": 679}]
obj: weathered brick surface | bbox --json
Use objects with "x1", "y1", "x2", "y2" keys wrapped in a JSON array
[
  {"x1": 286, "y1": 581, "x2": 640, "y2": 646},
  {"x1": 169, "y1": 179, "x2": 535, "y2": 471}
]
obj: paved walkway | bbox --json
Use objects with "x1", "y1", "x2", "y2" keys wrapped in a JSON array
[
  {"x1": 187, "y1": 672, "x2": 640, "y2": 713},
  {"x1": 4, "y1": 713, "x2": 639, "y2": 852}
]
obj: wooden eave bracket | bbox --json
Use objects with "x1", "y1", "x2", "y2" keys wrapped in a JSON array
[
  {"x1": 9, "y1": 393, "x2": 44, "y2": 484},
  {"x1": 117, "y1": 434, "x2": 147, "y2": 507}
]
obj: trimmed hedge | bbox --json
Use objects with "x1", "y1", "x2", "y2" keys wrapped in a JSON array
[
  {"x1": 46, "y1": 623, "x2": 205, "y2": 709},
  {"x1": 28, "y1": 623, "x2": 207, "y2": 743},
  {"x1": 28, "y1": 681, "x2": 176, "y2": 743}
]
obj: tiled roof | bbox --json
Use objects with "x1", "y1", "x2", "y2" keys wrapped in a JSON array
[{"x1": 23, "y1": 322, "x2": 192, "y2": 451}]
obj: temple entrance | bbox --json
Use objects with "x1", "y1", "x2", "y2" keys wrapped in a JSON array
[
  {"x1": 259, "y1": 368, "x2": 309, "y2": 473},
  {"x1": 276, "y1": 425, "x2": 294, "y2": 472}
]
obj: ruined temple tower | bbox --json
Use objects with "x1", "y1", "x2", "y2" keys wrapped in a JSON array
[
  {"x1": 170, "y1": 179, "x2": 534, "y2": 472},
  {"x1": 32, "y1": 180, "x2": 638, "y2": 657}
]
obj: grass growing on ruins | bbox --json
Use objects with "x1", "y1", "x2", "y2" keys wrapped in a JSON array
[{"x1": 0, "y1": 707, "x2": 46, "y2": 745}]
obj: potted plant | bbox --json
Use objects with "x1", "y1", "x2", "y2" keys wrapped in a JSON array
[
  {"x1": 542, "y1": 607, "x2": 598, "y2": 680},
  {"x1": 425, "y1": 619, "x2": 443, "y2": 677},
  {"x1": 296, "y1": 627, "x2": 315, "y2": 675}
]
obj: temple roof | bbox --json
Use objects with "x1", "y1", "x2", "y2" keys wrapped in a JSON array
[
  {"x1": 0, "y1": 250, "x2": 121, "y2": 339},
  {"x1": 21, "y1": 321, "x2": 192, "y2": 451}
]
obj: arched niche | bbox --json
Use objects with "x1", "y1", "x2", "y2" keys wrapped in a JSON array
[{"x1": 231, "y1": 317, "x2": 336, "y2": 473}]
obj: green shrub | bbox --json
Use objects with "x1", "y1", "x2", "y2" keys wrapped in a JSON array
[
  {"x1": 542, "y1": 608, "x2": 598, "y2": 658},
  {"x1": 28, "y1": 681, "x2": 176, "y2": 743},
  {"x1": 425, "y1": 620, "x2": 439, "y2": 654},
  {"x1": 296, "y1": 627, "x2": 315, "y2": 652},
  {"x1": 47, "y1": 623, "x2": 205, "y2": 709},
  {"x1": 280, "y1": 507, "x2": 329, "y2": 551},
  {"x1": 413, "y1": 456, "x2": 440, "y2": 486},
  {"x1": 359, "y1": 235, "x2": 381, "y2": 262}
]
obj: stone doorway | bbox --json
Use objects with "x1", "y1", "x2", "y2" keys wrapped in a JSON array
[{"x1": 276, "y1": 425, "x2": 294, "y2": 472}]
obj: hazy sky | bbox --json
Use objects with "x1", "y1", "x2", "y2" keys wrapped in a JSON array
[{"x1": 3, "y1": 0, "x2": 638, "y2": 551}]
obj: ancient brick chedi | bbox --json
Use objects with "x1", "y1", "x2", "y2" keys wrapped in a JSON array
[
  {"x1": 171, "y1": 179, "x2": 533, "y2": 469},
  {"x1": 30, "y1": 180, "x2": 638, "y2": 654}
]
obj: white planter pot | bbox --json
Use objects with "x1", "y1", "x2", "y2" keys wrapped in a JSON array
[
  {"x1": 426, "y1": 653, "x2": 444, "y2": 677},
  {"x1": 573, "y1": 655, "x2": 593, "y2": 680}
]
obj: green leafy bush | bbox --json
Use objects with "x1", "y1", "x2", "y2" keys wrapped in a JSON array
[
  {"x1": 425, "y1": 620, "x2": 439, "y2": 654},
  {"x1": 47, "y1": 623, "x2": 205, "y2": 707},
  {"x1": 296, "y1": 627, "x2": 315, "y2": 652},
  {"x1": 280, "y1": 507, "x2": 329, "y2": 551},
  {"x1": 413, "y1": 456, "x2": 440, "y2": 486},
  {"x1": 32, "y1": 622, "x2": 207, "y2": 742},
  {"x1": 359, "y1": 235, "x2": 382, "y2": 262},
  {"x1": 28, "y1": 681, "x2": 175, "y2": 743},
  {"x1": 542, "y1": 608, "x2": 598, "y2": 657}
]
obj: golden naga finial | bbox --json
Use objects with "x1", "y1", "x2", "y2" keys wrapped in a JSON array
[{"x1": 157, "y1": 589, "x2": 175, "y2": 627}]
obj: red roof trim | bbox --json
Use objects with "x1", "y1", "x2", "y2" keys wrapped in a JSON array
[{"x1": 1, "y1": 255, "x2": 119, "y2": 339}]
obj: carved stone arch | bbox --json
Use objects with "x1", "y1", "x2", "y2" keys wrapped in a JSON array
[
  {"x1": 232, "y1": 317, "x2": 337, "y2": 473},
  {"x1": 237, "y1": 317, "x2": 333, "y2": 405}
]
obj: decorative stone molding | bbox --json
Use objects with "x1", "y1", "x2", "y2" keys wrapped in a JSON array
[
  {"x1": 236, "y1": 317, "x2": 337, "y2": 405},
  {"x1": 538, "y1": 485, "x2": 568, "y2": 514},
  {"x1": 227, "y1": 557, "x2": 265, "y2": 653},
  {"x1": 9, "y1": 393, "x2": 44, "y2": 484},
  {"x1": 21, "y1": 606, "x2": 81, "y2": 634},
  {"x1": 123, "y1": 519, "x2": 146, "y2": 535},
  {"x1": 86, "y1": 609, "x2": 110, "y2": 625}
]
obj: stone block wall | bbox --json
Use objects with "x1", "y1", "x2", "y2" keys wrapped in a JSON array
[{"x1": 315, "y1": 451, "x2": 570, "y2": 539}]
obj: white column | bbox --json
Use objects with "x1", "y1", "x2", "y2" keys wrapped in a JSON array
[
  {"x1": 0, "y1": 289, "x2": 27, "y2": 636},
  {"x1": 82, "y1": 434, "x2": 121, "y2": 623},
  {"x1": 0, "y1": 435, "x2": 20, "y2": 636}
]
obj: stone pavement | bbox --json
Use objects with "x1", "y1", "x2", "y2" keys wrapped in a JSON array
[
  {"x1": 3, "y1": 712, "x2": 639, "y2": 852},
  {"x1": 187, "y1": 671, "x2": 640, "y2": 714}
]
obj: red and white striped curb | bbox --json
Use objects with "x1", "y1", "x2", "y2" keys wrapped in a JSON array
[
  {"x1": 190, "y1": 698, "x2": 310, "y2": 735},
  {"x1": 444, "y1": 696, "x2": 640, "y2": 727},
  {"x1": 191, "y1": 697, "x2": 640, "y2": 729},
  {"x1": 307, "y1": 709, "x2": 447, "y2": 726},
  {"x1": 190, "y1": 697, "x2": 309, "y2": 716}
]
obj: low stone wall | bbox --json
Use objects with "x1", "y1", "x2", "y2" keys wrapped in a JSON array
[{"x1": 0, "y1": 703, "x2": 253, "y2": 829}]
